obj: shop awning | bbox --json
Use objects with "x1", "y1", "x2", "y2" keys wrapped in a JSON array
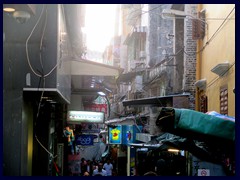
[
  {"x1": 156, "y1": 107, "x2": 235, "y2": 142},
  {"x1": 154, "y1": 108, "x2": 235, "y2": 163}
]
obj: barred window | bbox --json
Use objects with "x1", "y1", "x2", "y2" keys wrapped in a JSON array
[
  {"x1": 220, "y1": 86, "x2": 228, "y2": 115},
  {"x1": 200, "y1": 94, "x2": 208, "y2": 113}
]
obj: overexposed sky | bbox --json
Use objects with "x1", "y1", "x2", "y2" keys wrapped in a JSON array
[{"x1": 84, "y1": 4, "x2": 117, "y2": 52}]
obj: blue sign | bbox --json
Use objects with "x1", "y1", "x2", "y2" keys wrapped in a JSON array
[
  {"x1": 122, "y1": 125, "x2": 142, "y2": 145},
  {"x1": 75, "y1": 135, "x2": 93, "y2": 146},
  {"x1": 108, "y1": 125, "x2": 122, "y2": 144}
]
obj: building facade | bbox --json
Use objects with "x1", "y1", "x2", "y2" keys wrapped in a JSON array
[{"x1": 195, "y1": 4, "x2": 235, "y2": 117}]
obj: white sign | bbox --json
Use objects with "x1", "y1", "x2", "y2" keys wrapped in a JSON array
[
  {"x1": 67, "y1": 111, "x2": 105, "y2": 124},
  {"x1": 198, "y1": 169, "x2": 210, "y2": 176}
]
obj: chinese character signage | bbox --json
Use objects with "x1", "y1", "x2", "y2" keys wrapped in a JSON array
[
  {"x1": 84, "y1": 104, "x2": 108, "y2": 116},
  {"x1": 108, "y1": 125, "x2": 122, "y2": 144}
]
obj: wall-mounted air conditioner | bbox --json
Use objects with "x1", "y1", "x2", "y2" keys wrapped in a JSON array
[
  {"x1": 211, "y1": 62, "x2": 229, "y2": 76},
  {"x1": 195, "y1": 79, "x2": 206, "y2": 90}
]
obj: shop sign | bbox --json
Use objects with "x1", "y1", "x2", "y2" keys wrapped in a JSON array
[
  {"x1": 108, "y1": 125, "x2": 122, "y2": 144},
  {"x1": 122, "y1": 125, "x2": 142, "y2": 145},
  {"x1": 67, "y1": 111, "x2": 105, "y2": 124},
  {"x1": 75, "y1": 134, "x2": 94, "y2": 146},
  {"x1": 84, "y1": 104, "x2": 108, "y2": 116}
]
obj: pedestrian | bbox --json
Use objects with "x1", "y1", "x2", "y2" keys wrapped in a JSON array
[
  {"x1": 86, "y1": 160, "x2": 93, "y2": 176},
  {"x1": 83, "y1": 171, "x2": 90, "y2": 176},
  {"x1": 80, "y1": 158, "x2": 87, "y2": 176},
  {"x1": 92, "y1": 162, "x2": 107, "y2": 176},
  {"x1": 103, "y1": 159, "x2": 113, "y2": 176},
  {"x1": 156, "y1": 158, "x2": 167, "y2": 176}
]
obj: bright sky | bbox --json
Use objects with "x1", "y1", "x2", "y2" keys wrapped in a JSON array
[{"x1": 84, "y1": 4, "x2": 117, "y2": 52}]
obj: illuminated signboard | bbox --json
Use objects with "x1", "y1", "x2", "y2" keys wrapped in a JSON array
[
  {"x1": 67, "y1": 111, "x2": 105, "y2": 124},
  {"x1": 122, "y1": 125, "x2": 142, "y2": 145},
  {"x1": 108, "y1": 125, "x2": 122, "y2": 144}
]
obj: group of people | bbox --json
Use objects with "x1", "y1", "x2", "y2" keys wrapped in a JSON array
[{"x1": 79, "y1": 158, "x2": 115, "y2": 176}]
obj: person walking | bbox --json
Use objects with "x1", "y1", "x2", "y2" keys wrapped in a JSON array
[
  {"x1": 86, "y1": 160, "x2": 93, "y2": 176},
  {"x1": 80, "y1": 158, "x2": 87, "y2": 176},
  {"x1": 92, "y1": 162, "x2": 107, "y2": 176},
  {"x1": 83, "y1": 171, "x2": 90, "y2": 176},
  {"x1": 103, "y1": 159, "x2": 113, "y2": 176}
]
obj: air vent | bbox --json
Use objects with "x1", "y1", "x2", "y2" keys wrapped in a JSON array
[{"x1": 211, "y1": 63, "x2": 229, "y2": 76}]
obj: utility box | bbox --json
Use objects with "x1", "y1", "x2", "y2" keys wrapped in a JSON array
[{"x1": 4, "y1": 5, "x2": 71, "y2": 103}]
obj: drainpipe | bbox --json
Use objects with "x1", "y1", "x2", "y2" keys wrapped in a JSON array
[{"x1": 195, "y1": 4, "x2": 203, "y2": 111}]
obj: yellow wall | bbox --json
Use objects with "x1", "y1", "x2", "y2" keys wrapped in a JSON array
[{"x1": 198, "y1": 4, "x2": 235, "y2": 116}]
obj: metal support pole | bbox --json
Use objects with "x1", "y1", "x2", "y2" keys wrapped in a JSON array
[{"x1": 127, "y1": 146, "x2": 130, "y2": 176}]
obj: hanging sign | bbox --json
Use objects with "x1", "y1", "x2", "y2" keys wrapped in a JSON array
[
  {"x1": 122, "y1": 125, "x2": 142, "y2": 145},
  {"x1": 108, "y1": 125, "x2": 122, "y2": 144},
  {"x1": 84, "y1": 104, "x2": 108, "y2": 116},
  {"x1": 67, "y1": 111, "x2": 105, "y2": 124},
  {"x1": 75, "y1": 134, "x2": 94, "y2": 146}
]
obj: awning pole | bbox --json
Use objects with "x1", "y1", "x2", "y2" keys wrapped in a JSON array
[{"x1": 127, "y1": 146, "x2": 130, "y2": 176}]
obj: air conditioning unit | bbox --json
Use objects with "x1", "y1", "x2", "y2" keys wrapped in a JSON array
[
  {"x1": 211, "y1": 62, "x2": 229, "y2": 76},
  {"x1": 195, "y1": 79, "x2": 206, "y2": 90}
]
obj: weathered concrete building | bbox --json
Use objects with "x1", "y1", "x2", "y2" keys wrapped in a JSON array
[{"x1": 116, "y1": 4, "x2": 197, "y2": 126}]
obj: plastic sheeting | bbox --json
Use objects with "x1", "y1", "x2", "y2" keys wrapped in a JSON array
[
  {"x1": 174, "y1": 108, "x2": 235, "y2": 141},
  {"x1": 156, "y1": 108, "x2": 235, "y2": 142}
]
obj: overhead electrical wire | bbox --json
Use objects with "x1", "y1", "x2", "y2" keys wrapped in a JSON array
[
  {"x1": 26, "y1": 4, "x2": 63, "y2": 160},
  {"x1": 25, "y1": 4, "x2": 62, "y2": 78}
]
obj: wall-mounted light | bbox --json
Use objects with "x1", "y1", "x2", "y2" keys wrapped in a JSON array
[
  {"x1": 98, "y1": 91, "x2": 106, "y2": 96},
  {"x1": 3, "y1": 4, "x2": 36, "y2": 24},
  {"x1": 168, "y1": 149, "x2": 179, "y2": 152},
  {"x1": 3, "y1": 7, "x2": 16, "y2": 12},
  {"x1": 12, "y1": 11, "x2": 31, "y2": 24}
]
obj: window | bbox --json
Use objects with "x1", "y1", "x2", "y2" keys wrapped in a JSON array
[
  {"x1": 200, "y1": 94, "x2": 208, "y2": 113},
  {"x1": 220, "y1": 86, "x2": 228, "y2": 115}
]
